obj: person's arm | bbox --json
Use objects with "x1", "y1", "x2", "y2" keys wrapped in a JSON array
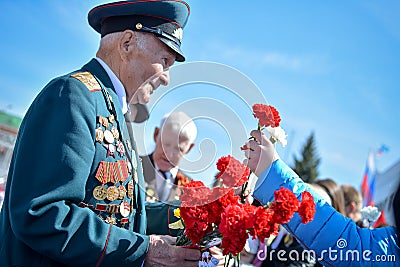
[
  {"x1": 146, "y1": 200, "x2": 181, "y2": 236},
  {"x1": 244, "y1": 130, "x2": 400, "y2": 266}
]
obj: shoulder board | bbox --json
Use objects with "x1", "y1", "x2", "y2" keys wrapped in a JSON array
[{"x1": 70, "y1": 71, "x2": 101, "y2": 92}]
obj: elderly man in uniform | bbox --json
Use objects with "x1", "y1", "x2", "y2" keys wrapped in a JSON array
[
  {"x1": 0, "y1": 1, "x2": 206, "y2": 266},
  {"x1": 141, "y1": 111, "x2": 197, "y2": 202}
]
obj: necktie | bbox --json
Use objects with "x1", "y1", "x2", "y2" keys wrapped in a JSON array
[
  {"x1": 157, "y1": 170, "x2": 172, "y2": 201},
  {"x1": 159, "y1": 170, "x2": 170, "y2": 180}
]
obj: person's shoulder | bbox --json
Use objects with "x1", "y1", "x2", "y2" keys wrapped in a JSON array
[
  {"x1": 69, "y1": 71, "x2": 102, "y2": 93},
  {"x1": 40, "y1": 70, "x2": 103, "y2": 99}
]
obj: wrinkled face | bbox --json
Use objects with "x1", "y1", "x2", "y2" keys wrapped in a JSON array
[
  {"x1": 118, "y1": 31, "x2": 176, "y2": 104},
  {"x1": 152, "y1": 127, "x2": 192, "y2": 172}
]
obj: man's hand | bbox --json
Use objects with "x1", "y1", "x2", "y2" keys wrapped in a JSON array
[
  {"x1": 243, "y1": 130, "x2": 280, "y2": 177},
  {"x1": 144, "y1": 235, "x2": 200, "y2": 267}
]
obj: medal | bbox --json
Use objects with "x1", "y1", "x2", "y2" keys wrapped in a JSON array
[
  {"x1": 120, "y1": 201, "x2": 130, "y2": 217},
  {"x1": 107, "y1": 186, "x2": 119, "y2": 201},
  {"x1": 127, "y1": 180, "x2": 134, "y2": 198},
  {"x1": 98, "y1": 116, "x2": 109, "y2": 128},
  {"x1": 93, "y1": 185, "x2": 107, "y2": 200},
  {"x1": 121, "y1": 217, "x2": 129, "y2": 227},
  {"x1": 105, "y1": 216, "x2": 117, "y2": 225},
  {"x1": 95, "y1": 127, "x2": 104, "y2": 143},
  {"x1": 106, "y1": 144, "x2": 116, "y2": 158},
  {"x1": 99, "y1": 116, "x2": 108, "y2": 129},
  {"x1": 118, "y1": 185, "x2": 127, "y2": 199},
  {"x1": 110, "y1": 126, "x2": 119, "y2": 140},
  {"x1": 108, "y1": 114, "x2": 115, "y2": 123},
  {"x1": 107, "y1": 204, "x2": 120, "y2": 214},
  {"x1": 116, "y1": 141, "x2": 125, "y2": 157},
  {"x1": 104, "y1": 130, "x2": 115, "y2": 144},
  {"x1": 118, "y1": 160, "x2": 129, "y2": 182}
]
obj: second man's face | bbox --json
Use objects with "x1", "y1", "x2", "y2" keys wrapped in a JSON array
[{"x1": 153, "y1": 128, "x2": 192, "y2": 172}]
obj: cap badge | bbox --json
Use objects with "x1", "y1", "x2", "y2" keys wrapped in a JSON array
[
  {"x1": 172, "y1": 27, "x2": 183, "y2": 41},
  {"x1": 135, "y1": 23, "x2": 143, "y2": 30}
]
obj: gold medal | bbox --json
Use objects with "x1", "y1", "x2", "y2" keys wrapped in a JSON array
[
  {"x1": 110, "y1": 126, "x2": 119, "y2": 140},
  {"x1": 107, "y1": 186, "x2": 119, "y2": 201},
  {"x1": 103, "y1": 130, "x2": 115, "y2": 144},
  {"x1": 95, "y1": 127, "x2": 104, "y2": 143},
  {"x1": 120, "y1": 201, "x2": 131, "y2": 217},
  {"x1": 105, "y1": 216, "x2": 117, "y2": 225},
  {"x1": 118, "y1": 185, "x2": 127, "y2": 199},
  {"x1": 108, "y1": 114, "x2": 115, "y2": 123},
  {"x1": 93, "y1": 185, "x2": 107, "y2": 200},
  {"x1": 98, "y1": 116, "x2": 109, "y2": 128}
]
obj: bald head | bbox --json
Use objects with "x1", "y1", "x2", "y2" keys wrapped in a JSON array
[{"x1": 153, "y1": 112, "x2": 197, "y2": 172}]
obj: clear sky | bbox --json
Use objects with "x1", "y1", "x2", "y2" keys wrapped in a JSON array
[{"x1": 1, "y1": 1, "x2": 399, "y2": 189}]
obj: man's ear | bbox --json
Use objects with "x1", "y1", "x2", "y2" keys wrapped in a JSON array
[
  {"x1": 187, "y1": 143, "x2": 195, "y2": 153},
  {"x1": 153, "y1": 127, "x2": 160, "y2": 142},
  {"x1": 118, "y1": 30, "x2": 135, "y2": 61}
]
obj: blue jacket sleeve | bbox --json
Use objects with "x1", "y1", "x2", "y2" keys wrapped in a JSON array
[{"x1": 253, "y1": 159, "x2": 400, "y2": 266}]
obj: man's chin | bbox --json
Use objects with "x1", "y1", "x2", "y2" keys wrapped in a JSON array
[{"x1": 158, "y1": 164, "x2": 173, "y2": 172}]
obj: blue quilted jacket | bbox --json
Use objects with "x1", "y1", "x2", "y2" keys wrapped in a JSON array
[{"x1": 253, "y1": 159, "x2": 399, "y2": 266}]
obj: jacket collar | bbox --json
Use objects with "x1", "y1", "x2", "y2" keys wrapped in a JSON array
[{"x1": 81, "y1": 58, "x2": 115, "y2": 92}]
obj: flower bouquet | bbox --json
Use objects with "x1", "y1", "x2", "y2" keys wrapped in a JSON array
[
  {"x1": 169, "y1": 103, "x2": 316, "y2": 266},
  {"x1": 172, "y1": 163, "x2": 316, "y2": 266}
]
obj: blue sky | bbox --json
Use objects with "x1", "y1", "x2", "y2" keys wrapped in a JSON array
[{"x1": 1, "y1": 1, "x2": 399, "y2": 189}]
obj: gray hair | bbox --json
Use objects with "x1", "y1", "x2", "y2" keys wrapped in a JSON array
[
  {"x1": 160, "y1": 112, "x2": 197, "y2": 144},
  {"x1": 98, "y1": 31, "x2": 148, "y2": 54}
]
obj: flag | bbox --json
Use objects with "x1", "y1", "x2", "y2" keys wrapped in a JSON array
[
  {"x1": 373, "y1": 209, "x2": 387, "y2": 228},
  {"x1": 361, "y1": 152, "x2": 376, "y2": 207},
  {"x1": 376, "y1": 144, "x2": 389, "y2": 157}
]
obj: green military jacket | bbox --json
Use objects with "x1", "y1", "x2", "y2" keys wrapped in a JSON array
[{"x1": 0, "y1": 59, "x2": 178, "y2": 266}]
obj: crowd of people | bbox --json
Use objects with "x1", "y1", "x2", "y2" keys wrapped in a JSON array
[{"x1": 0, "y1": 0, "x2": 398, "y2": 266}]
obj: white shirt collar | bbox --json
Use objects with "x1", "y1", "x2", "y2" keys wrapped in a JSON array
[
  {"x1": 95, "y1": 57, "x2": 128, "y2": 114},
  {"x1": 154, "y1": 162, "x2": 179, "y2": 179}
]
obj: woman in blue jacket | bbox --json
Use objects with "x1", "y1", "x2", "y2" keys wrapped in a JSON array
[{"x1": 243, "y1": 130, "x2": 399, "y2": 267}]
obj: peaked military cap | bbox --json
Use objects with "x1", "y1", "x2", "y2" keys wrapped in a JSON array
[{"x1": 88, "y1": 0, "x2": 190, "y2": 62}]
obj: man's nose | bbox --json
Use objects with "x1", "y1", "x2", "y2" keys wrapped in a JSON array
[{"x1": 160, "y1": 69, "x2": 170, "y2": 86}]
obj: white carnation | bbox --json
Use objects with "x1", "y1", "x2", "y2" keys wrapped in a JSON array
[
  {"x1": 360, "y1": 206, "x2": 381, "y2": 222},
  {"x1": 266, "y1": 126, "x2": 288, "y2": 147}
]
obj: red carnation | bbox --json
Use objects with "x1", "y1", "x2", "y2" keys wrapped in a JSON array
[
  {"x1": 253, "y1": 207, "x2": 279, "y2": 241},
  {"x1": 180, "y1": 206, "x2": 210, "y2": 244},
  {"x1": 252, "y1": 104, "x2": 281, "y2": 128},
  {"x1": 270, "y1": 187, "x2": 300, "y2": 224},
  {"x1": 181, "y1": 180, "x2": 213, "y2": 207},
  {"x1": 206, "y1": 187, "x2": 238, "y2": 226},
  {"x1": 219, "y1": 204, "x2": 248, "y2": 256},
  {"x1": 298, "y1": 191, "x2": 316, "y2": 224},
  {"x1": 216, "y1": 155, "x2": 250, "y2": 187}
]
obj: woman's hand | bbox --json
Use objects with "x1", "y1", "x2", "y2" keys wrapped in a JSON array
[{"x1": 243, "y1": 130, "x2": 280, "y2": 177}]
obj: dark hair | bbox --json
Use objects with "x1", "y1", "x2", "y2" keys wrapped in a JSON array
[{"x1": 316, "y1": 178, "x2": 346, "y2": 215}]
